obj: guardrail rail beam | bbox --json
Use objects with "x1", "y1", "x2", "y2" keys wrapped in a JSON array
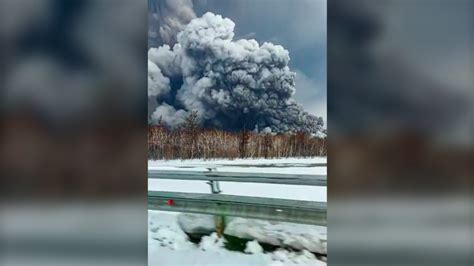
[{"x1": 148, "y1": 191, "x2": 327, "y2": 226}]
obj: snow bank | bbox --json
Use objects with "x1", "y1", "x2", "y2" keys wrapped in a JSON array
[
  {"x1": 149, "y1": 211, "x2": 326, "y2": 266},
  {"x1": 175, "y1": 213, "x2": 327, "y2": 255},
  {"x1": 268, "y1": 249, "x2": 326, "y2": 266},
  {"x1": 225, "y1": 218, "x2": 327, "y2": 254},
  {"x1": 245, "y1": 240, "x2": 264, "y2": 254},
  {"x1": 178, "y1": 213, "x2": 215, "y2": 235},
  {"x1": 199, "y1": 232, "x2": 226, "y2": 251}
]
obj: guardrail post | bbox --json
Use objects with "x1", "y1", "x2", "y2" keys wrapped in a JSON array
[
  {"x1": 207, "y1": 180, "x2": 225, "y2": 236},
  {"x1": 207, "y1": 180, "x2": 222, "y2": 194},
  {"x1": 215, "y1": 215, "x2": 225, "y2": 237}
]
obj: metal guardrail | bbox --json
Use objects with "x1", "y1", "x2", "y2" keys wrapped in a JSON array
[
  {"x1": 148, "y1": 169, "x2": 327, "y2": 186},
  {"x1": 148, "y1": 168, "x2": 327, "y2": 225},
  {"x1": 149, "y1": 191, "x2": 327, "y2": 226}
]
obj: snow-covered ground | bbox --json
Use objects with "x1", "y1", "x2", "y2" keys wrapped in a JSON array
[
  {"x1": 148, "y1": 157, "x2": 327, "y2": 265},
  {"x1": 149, "y1": 157, "x2": 327, "y2": 202},
  {"x1": 148, "y1": 157, "x2": 326, "y2": 175},
  {"x1": 149, "y1": 211, "x2": 326, "y2": 266}
]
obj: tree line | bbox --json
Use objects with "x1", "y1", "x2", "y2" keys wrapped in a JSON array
[{"x1": 148, "y1": 112, "x2": 327, "y2": 160}]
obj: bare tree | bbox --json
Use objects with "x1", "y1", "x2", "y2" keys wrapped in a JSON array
[
  {"x1": 238, "y1": 129, "x2": 250, "y2": 158},
  {"x1": 183, "y1": 111, "x2": 200, "y2": 159},
  {"x1": 148, "y1": 125, "x2": 327, "y2": 160}
]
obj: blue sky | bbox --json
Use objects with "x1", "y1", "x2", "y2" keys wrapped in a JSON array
[{"x1": 193, "y1": 0, "x2": 327, "y2": 120}]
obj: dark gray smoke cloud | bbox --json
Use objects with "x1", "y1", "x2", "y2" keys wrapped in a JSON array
[
  {"x1": 148, "y1": 0, "x2": 196, "y2": 47},
  {"x1": 148, "y1": 12, "x2": 324, "y2": 134}
]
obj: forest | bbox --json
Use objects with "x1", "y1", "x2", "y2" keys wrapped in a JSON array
[{"x1": 148, "y1": 113, "x2": 327, "y2": 160}]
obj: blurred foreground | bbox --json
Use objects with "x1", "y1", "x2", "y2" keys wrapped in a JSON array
[
  {"x1": 328, "y1": 0, "x2": 473, "y2": 265},
  {"x1": 1, "y1": 1, "x2": 148, "y2": 265}
]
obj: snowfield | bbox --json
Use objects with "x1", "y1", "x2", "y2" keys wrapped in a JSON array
[
  {"x1": 148, "y1": 157, "x2": 326, "y2": 174},
  {"x1": 149, "y1": 157, "x2": 327, "y2": 202},
  {"x1": 148, "y1": 157, "x2": 327, "y2": 265}
]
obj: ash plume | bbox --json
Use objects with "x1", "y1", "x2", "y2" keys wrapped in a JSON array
[
  {"x1": 148, "y1": 12, "x2": 324, "y2": 134},
  {"x1": 148, "y1": 0, "x2": 196, "y2": 47}
]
